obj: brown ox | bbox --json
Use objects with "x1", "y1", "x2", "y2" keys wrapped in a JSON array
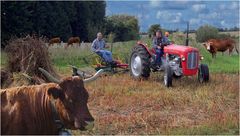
[
  {"x1": 66, "y1": 37, "x2": 80, "y2": 48},
  {"x1": 49, "y1": 37, "x2": 61, "y2": 46},
  {"x1": 1, "y1": 68, "x2": 104, "y2": 135},
  {"x1": 203, "y1": 38, "x2": 239, "y2": 58}
]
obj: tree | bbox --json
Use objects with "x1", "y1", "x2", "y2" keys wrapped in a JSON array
[
  {"x1": 196, "y1": 25, "x2": 219, "y2": 42},
  {"x1": 1, "y1": 1, "x2": 34, "y2": 47},
  {"x1": 148, "y1": 24, "x2": 161, "y2": 37},
  {"x1": 71, "y1": 1, "x2": 106, "y2": 42},
  {"x1": 1, "y1": 1, "x2": 106, "y2": 48},
  {"x1": 105, "y1": 15, "x2": 139, "y2": 42}
]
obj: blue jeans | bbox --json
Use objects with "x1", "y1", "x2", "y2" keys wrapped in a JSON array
[
  {"x1": 96, "y1": 50, "x2": 113, "y2": 63},
  {"x1": 155, "y1": 49, "x2": 164, "y2": 66}
]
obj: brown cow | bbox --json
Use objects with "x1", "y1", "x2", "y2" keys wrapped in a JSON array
[
  {"x1": 66, "y1": 37, "x2": 80, "y2": 48},
  {"x1": 49, "y1": 37, "x2": 61, "y2": 46},
  {"x1": 1, "y1": 68, "x2": 104, "y2": 135},
  {"x1": 203, "y1": 38, "x2": 239, "y2": 58}
]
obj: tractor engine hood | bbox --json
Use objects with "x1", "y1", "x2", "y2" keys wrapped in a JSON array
[{"x1": 164, "y1": 44, "x2": 199, "y2": 55}]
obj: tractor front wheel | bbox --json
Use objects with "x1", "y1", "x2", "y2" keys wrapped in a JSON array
[
  {"x1": 164, "y1": 64, "x2": 173, "y2": 87},
  {"x1": 198, "y1": 64, "x2": 209, "y2": 83}
]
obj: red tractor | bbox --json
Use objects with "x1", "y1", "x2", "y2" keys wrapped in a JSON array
[{"x1": 129, "y1": 42, "x2": 209, "y2": 87}]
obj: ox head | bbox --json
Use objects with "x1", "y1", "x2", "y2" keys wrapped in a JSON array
[
  {"x1": 202, "y1": 42, "x2": 213, "y2": 51},
  {"x1": 39, "y1": 68, "x2": 104, "y2": 131}
]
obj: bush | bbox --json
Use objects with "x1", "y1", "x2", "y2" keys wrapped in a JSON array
[
  {"x1": 217, "y1": 33, "x2": 231, "y2": 39},
  {"x1": 105, "y1": 15, "x2": 139, "y2": 42},
  {"x1": 196, "y1": 25, "x2": 219, "y2": 42},
  {"x1": 148, "y1": 24, "x2": 161, "y2": 37},
  {"x1": 147, "y1": 24, "x2": 167, "y2": 38}
]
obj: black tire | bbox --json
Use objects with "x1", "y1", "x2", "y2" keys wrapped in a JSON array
[
  {"x1": 198, "y1": 64, "x2": 209, "y2": 83},
  {"x1": 130, "y1": 45, "x2": 151, "y2": 80},
  {"x1": 164, "y1": 64, "x2": 173, "y2": 87},
  {"x1": 173, "y1": 73, "x2": 182, "y2": 79}
]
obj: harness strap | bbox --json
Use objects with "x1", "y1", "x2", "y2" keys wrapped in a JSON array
[{"x1": 50, "y1": 99, "x2": 64, "y2": 132}]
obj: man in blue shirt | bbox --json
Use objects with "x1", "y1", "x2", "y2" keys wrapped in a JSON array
[
  {"x1": 152, "y1": 30, "x2": 170, "y2": 68},
  {"x1": 91, "y1": 32, "x2": 114, "y2": 64}
]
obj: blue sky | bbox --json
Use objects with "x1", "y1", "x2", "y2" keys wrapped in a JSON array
[{"x1": 106, "y1": 0, "x2": 239, "y2": 32}]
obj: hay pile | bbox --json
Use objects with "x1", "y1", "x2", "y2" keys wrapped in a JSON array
[
  {"x1": 1, "y1": 69, "x2": 13, "y2": 88},
  {"x1": 2, "y1": 36, "x2": 58, "y2": 88}
]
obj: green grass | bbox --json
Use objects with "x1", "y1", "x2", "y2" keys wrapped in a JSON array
[
  {"x1": 1, "y1": 34, "x2": 239, "y2": 74},
  {"x1": 0, "y1": 51, "x2": 7, "y2": 69},
  {"x1": 193, "y1": 42, "x2": 239, "y2": 73},
  {"x1": 169, "y1": 117, "x2": 239, "y2": 135}
]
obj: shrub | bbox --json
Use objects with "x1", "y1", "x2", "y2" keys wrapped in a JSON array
[
  {"x1": 148, "y1": 24, "x2": 161, "y2": 37},
  {"x1": 217, "y1": 33, "x2": 231, "y2": 39},
  {"x1": 147, "y1": 24, "x2": 167, "y2": 38},
  {"x1": 196, "y1": 25, "x2": 219, "y2": 42}
]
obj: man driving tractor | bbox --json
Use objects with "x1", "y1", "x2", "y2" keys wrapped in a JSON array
[
  {"x1": 91, "y1": 32, "x2": 115, "y2": 65},
  {"x1": 152, "y1": 30, "x2": 170, "y2": 69}
]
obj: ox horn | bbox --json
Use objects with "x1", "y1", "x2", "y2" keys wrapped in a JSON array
[
  {"x1": 39, "y1": 68, "x2": 105, "y2": 84},
  {"x1": 38, "y1": 68, "x2": 61, "y2": 84},
  {"x1": 83, "y1": 69, "x2": 104, "y2": 83}
]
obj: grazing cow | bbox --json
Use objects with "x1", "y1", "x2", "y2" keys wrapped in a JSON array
[
  {"x1": 203, "y1": 38, "x2": 239, "y2": 58},
  {"x1": 1, "y1": 68, "x2": 104, "y2": 135},
  {"x1": 49, "y1": 37, "x2": 61, "y2": 46},
  {"x1": 66, "y1": 37, "x2": 80, "y2": 48}
]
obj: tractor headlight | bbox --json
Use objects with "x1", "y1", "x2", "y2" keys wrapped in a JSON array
[
  {"x1": 181, "y1": 57, "x2": 186, "y2": 61},
  {"x1": 200, "y1": 56, "x2": 204, "y2": 60}
]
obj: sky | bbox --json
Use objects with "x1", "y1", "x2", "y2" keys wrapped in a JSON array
[{"x1": 106, "y1": 0, "x2": 239, "y2": 32}]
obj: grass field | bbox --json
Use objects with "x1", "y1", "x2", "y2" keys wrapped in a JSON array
[
  {"x1": 1, "y1": 33, "x2": 239, "y2": 74},
  {"x1": 75, "y1": 73, "x2": 239, "y2": 135},
  {"x1": 0, "y1": 32, "x2": 239, "y2": 135},
  {"x1": 44, "y1": 34, "x2": 239, "y2": 74}
]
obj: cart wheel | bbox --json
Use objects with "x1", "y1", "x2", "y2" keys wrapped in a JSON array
[
  {"x1": 198, "y1": 64, "x2": 209, "y2": 83},
  {"x1": 164, "y1": 64, "x2": 173, "y2": 87}
]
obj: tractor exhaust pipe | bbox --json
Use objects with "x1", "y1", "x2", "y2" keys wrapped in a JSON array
[{"x1": 185, "y1": 21, "x2": 189, "y2": 46}]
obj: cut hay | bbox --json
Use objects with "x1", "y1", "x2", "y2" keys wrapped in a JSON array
[
  {"x1": 1, "y1": 69, "x2": 13, "y2": 88},
  {"x1": 3, "y1": 36, "x2": 58, "y2": 88}
]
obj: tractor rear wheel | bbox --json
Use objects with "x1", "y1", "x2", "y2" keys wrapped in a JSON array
[
  {"x1": 130, "y1": 45, "x2": 151, "y2": 80},
  {"x1": 198, "y1": 64, "x2": 209, "y2": 83}
]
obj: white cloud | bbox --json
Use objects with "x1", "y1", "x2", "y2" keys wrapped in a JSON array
[
  {"x1": 199, "y1": 12, "x2": 219, "y2": 19},
  {"x1": 230, "y1": 2, "x2": 238, "y2": 10},
  {"x1": 192, "y1": 4, "x2": 206, "y2": 12},
  {"x1": 149, "y1": 0, "x2": 160, "y2": 7},
  {"x1": 189, "y1": 18, "x2": 200, "y2": 25},
  {"x1": 221, "y1": 20, "x2": 225, "y2": 25},
  {"x1": 219, "y1": 2, "x2": 238, "y2": 10},
  {"x1": 156, "y1": 11, "x2": 183, "y2": 23},
  {"x1": 219, "y1": 4, "x2": 226, "y2": 10},
  {"x1": 138, "y1": 14, "x2": 150, "y2": 20},
  {"x1": 220, "y1": 20, "x2": 229, "y2": 27}
]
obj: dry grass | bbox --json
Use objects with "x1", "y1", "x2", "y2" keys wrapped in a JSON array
[
  {"x1": 5, "y1": 36, "x2": 57, "y2": 79},
  {"x1": 70, "y1": 73, "x2": 239, "y2": 135}
]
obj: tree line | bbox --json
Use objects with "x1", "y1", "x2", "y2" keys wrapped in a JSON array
[{"x1": 1, "y1": 1, "x2": 140, "y2": 48}]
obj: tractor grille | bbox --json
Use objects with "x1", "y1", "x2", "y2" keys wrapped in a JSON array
[{"x1": 187, "y1": 52, "x2": 197, "y2": 69}]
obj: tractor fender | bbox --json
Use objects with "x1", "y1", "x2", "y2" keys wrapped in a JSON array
[{"x1": 136, "y1": 41, "x2": 153, "y2": 56}]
